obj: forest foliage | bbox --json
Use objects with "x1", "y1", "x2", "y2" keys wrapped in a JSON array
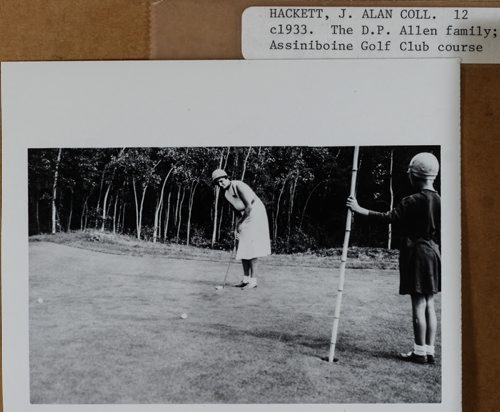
[{"x1": 28, "y1": 146, "x2": 440, "y2": 253}]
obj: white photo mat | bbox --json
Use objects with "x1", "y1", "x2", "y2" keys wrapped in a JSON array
[{"x1": 2, "y1": 59, "x2": 461, "y2": 411}]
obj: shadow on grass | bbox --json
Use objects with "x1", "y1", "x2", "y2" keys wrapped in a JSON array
[
  {"x1": 314, "y1": 347, "x2": 404, "y2": 364},
  {"x1": 207, "y1": 323, "x2": 423, "y2": 367},
  {"x1": 208, "y1": 323, "x2": 329, "y2": 350}
]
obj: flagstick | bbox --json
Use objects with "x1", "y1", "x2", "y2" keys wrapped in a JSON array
[{"x1": 328, "y1": 146, "x2": 360, "y2": 363}]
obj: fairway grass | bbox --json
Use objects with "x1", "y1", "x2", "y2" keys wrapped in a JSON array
[
  {"x1": 30, "y1": 231, "x2": 399, "y2": 270},
  {"x1": 29, "y1": 240, "x2": 441, "y2": 404}
]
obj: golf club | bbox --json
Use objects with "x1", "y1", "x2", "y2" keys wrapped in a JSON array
[{"x1": 215, "y1": 242, "x2": 237, "y2": 290}]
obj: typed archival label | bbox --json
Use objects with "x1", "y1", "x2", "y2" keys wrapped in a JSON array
[{"x1": 242, "y1": 7, "x2": 500, "y2": 63}]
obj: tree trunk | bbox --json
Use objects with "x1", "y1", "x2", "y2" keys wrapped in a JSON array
[
  {"x1": 186, "y1": 181, "x2": 199, "y2": 246},
  {"x1": 96, "y1": 148, "x2": 126, "y2": 230},
  {"x1": 164, "y1": 191, "x2": 172, "y2": 241},
  {"x1": 222, "y1": 146, "x2": 231, "y2": 245},
  {"x1": 51, "y1": 149, "x2": 62, "y2": 234},
  {"x1": 158, "y1": 189, "x2": 165, "y2": 240},
  {"x1": 252, "y1": 146, "x2": 262, "y2": 187},
  {"x1": 116, "y1": 201, "x2": 122, "y2": 233},
  {"x1": 273, "y1": 177, "x2": 288, "y2": 241},
  {"x1": 211, "y1": 186, "x2": 221, "y2": 246},
  {"x1": 121, "y1": 203, "x2": 127, "y2": 234},
  {"x1": 36, "y1": 198, "x2": 40, "y2": 234},
  {"x1": 138, "y1": 185, "x2": 148, "y2": 240},
  {"x1": 287, "y1": 176, "x2": 298, "y2": 249},
  {"x1": 101, "y1": 183, "x2": 112, "y2": 231},
  {"x1": 153, "y1": 167, "x2": 174, "y2": 243},
  {"x1": 217, "y1": 202, "x2": 224, "y2": 241},
  {"x1": 84, "y1": 201, "x2": 89, "y2": 231},
  {"x1": 211, "y1": 149, "x2": 225, "y2": 247},
  {"x1": 95, "y1": 168, "x2": 106, "y2": 229},
  {"x1": 56, "y1": 209, "x2": 62, "y2": 232},
  {"x1": 222, "y1": 146, "x2": 230, "y2": 169},
  {"x1": 105, "y1": 194, "x2": 113, "y2": 229},
  {"x1": 153, "y1": 194, "x2": 161, "y2": 243},
  {"x1": 67, "y1": 189, "x2": 74, "y2": 232},
  {"x1": 108, "y1": 194, "x2": 114, "y2": 215},
  {"x1": 233, "y1": 148, "x2": 239, "y2": 175},
  {"x1": 241, "y1": 146, "x2": 252, "y2": 181},
  {"x1": 80, "y1": 196, "x2": 88, "y2": 231},
  {"x1": 388, "y1": 149, "x2": 394, "y2": 249},
  {"x1": 132, "y1": 178, "x2": 140, "y2": 239},
  {"x1": 157, "y1": 200, "x2": 164, "y2": 240},
  {"x1": 174, "y1": 185, "x2": 181, "y2": 227},
  {"x1": 271, "y1": 211, "x2": 275, "y2": 241},
  {"x1": 113, "y1": 194, "x2": 119, "y2": 234},
  {"x1": 176, "y1": 187, "x2": 186, "y2": 242}
]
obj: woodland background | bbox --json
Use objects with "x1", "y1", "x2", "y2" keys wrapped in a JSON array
[{"x1": 28, "y1": 145, "x2": 440, "y2": 253}]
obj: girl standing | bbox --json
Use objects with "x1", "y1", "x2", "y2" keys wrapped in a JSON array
[{"x1": 347, "y1": 152, "x2": 441, "y2": 364}]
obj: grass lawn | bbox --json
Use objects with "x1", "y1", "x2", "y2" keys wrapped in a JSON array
[{"x1": 29, "y1": 234, "x2": 441, "y2": 404}]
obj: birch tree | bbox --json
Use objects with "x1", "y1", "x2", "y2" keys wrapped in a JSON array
[
  {"x1": 100, "y1": 148, "x2": 126, "y2": 231},
  {"x1": 153, "y1": 165, "x2": 175, "y2": 243},
  {"x1": 163, "y1": 191, "x2": 172, "y2": 241},
  {"x1": 211, "y1": 148, "x2": 226, "y2": 247},
  {"x1": 51, "y1": 149, "x2": 62, "y2": 234},
  {"x1": 121, "y1": 148, "x2": 162, "y2": 240},
  {"x1": 387, "y1": 148, "x2": 394, "y2": 249},
  {"x1": 186, "y1": 180, "x2": 199, "y2": 245},
  {"x1": 27, "y1": 145, "x2": 432, "y2": 252}
]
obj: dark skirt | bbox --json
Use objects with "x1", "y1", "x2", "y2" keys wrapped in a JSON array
[{"x1": 399, "y1": 239, "x2": 441, "y2": 295}]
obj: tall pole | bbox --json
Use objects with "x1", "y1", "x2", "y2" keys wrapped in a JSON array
[{"x1": 328, "y1": 146, "x2": 360, "y2": 363}]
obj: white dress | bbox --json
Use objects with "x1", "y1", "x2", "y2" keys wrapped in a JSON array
[{"x1": 224, "y1": 180, "x2": 271, "y2": 260}]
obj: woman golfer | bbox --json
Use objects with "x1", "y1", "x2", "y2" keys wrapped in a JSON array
[
  {"x1": 212, "y1": 169, "x2": 271, "y2": 289},
  {"x1": 347, "y1": 152, "x2": 441, "y2": 364}
]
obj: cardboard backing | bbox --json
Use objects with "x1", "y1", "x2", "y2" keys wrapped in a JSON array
[{"x1": 1, "y1": 0, "x2": 499, "y2": 410}]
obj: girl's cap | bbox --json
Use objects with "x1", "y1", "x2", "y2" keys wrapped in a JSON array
[{"x1": 408, "y1": 153, "x2": 439, "y2": 178}]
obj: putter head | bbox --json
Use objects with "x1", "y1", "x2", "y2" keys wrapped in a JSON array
[{"x1": 320, "y1": 356, "x2": 339, "y2": 363}]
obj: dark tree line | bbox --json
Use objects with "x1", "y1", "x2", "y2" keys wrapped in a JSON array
[{"x1": 28, "y1": 146, "x2": 440, "y2": 253}]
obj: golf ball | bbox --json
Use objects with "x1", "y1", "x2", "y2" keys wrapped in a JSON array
[
  {"x1": 215, "y1": 285, "x2": 223, "y2": 290},
  {"x1": 37, "y1": 298, "x2": 44, "y2": 304},
  {"x1": 180, "y1": 313, "x2": 188, "y2": 319}
]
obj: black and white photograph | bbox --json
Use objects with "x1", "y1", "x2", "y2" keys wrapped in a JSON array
[{"x1": 2, "y1": 59, "x2": 461, "y2": 411}]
